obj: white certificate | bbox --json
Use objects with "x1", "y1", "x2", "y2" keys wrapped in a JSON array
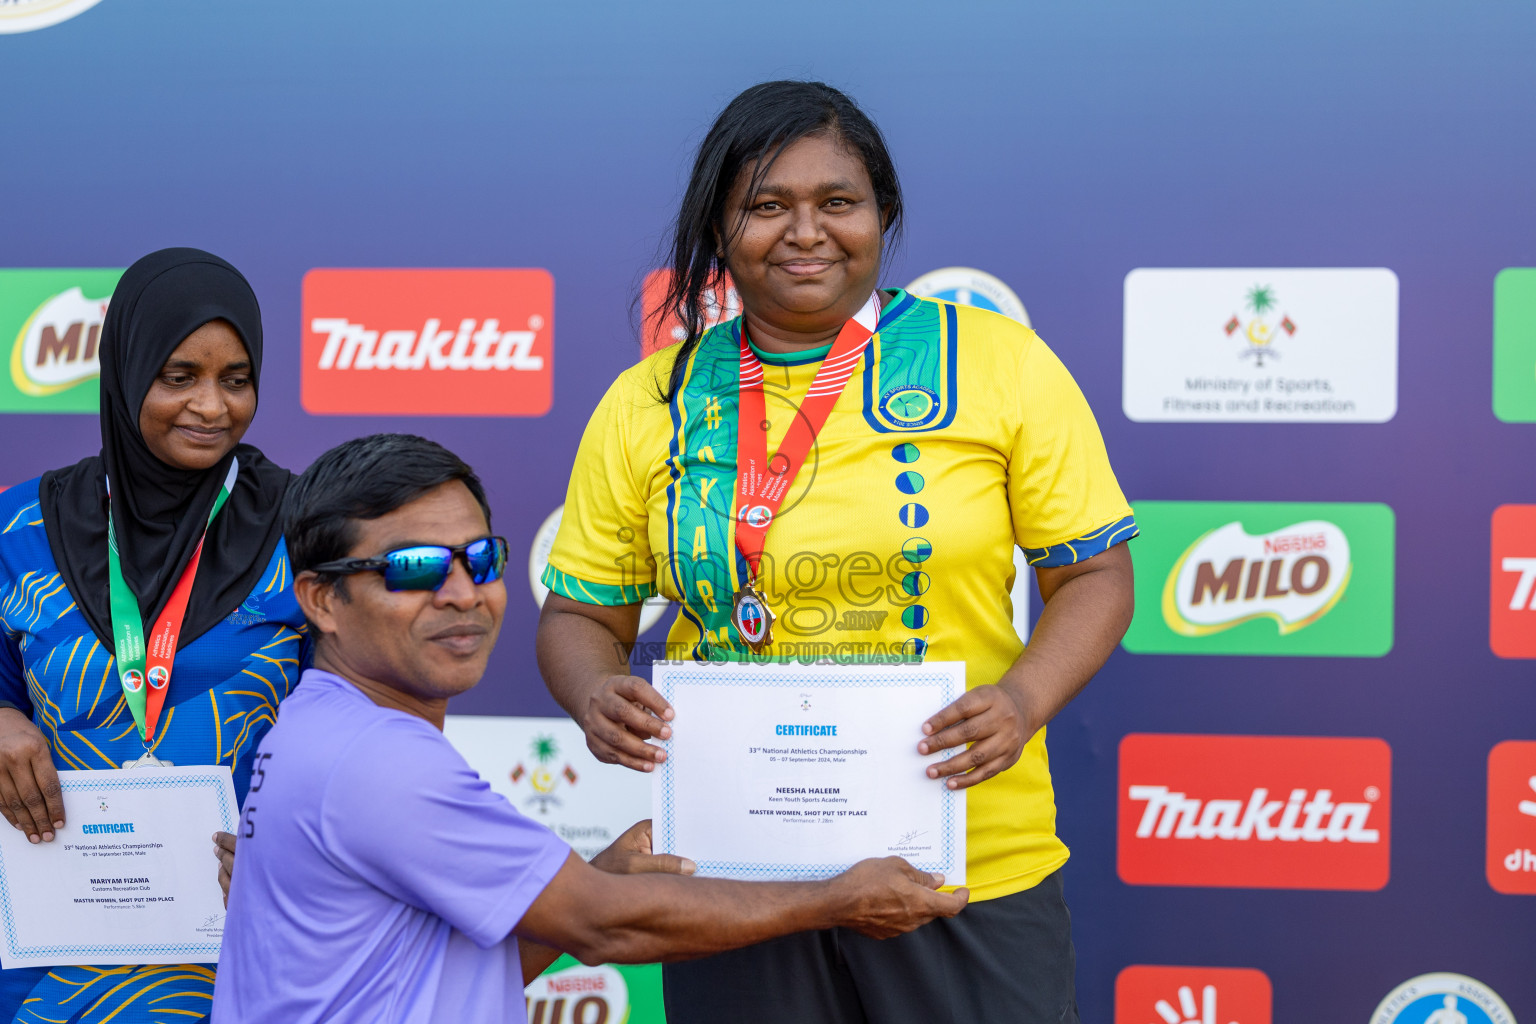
[
  {"x1": 0, "y1": 766, "x2": 237, "y2": 968},
  {"x1": 653, "y1": 661, "x2": 966, "y2": 884}
]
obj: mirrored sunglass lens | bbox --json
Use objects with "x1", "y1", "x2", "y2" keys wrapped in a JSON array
[
  {"x1": 383, "y1": 547, "x2": 453, "y2": 590},
  {"x1": 464, "y1": 538, "x2": 507, "y2": 583}
]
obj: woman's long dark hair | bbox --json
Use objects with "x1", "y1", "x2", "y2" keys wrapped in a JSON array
[{"x1": 654, "y1": 80, "x2": 904, "y2": 401}]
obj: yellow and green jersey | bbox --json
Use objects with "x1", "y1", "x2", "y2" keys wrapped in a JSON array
[{"x1": 545, "y1": 289, "x2": 1135, "y2": 900}]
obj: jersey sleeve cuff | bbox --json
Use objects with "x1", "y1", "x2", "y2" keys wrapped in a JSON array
[
  {"x1": 541, "y1": 565, "x2": 658, "y2": 606},
  {"x1": 1023, "y1": 514, "x2": 1138, "y2": 568}
]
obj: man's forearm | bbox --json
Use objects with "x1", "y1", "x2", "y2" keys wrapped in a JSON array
[{"x1": 520, "y1": 865, "x2": 844, "y2": 966}]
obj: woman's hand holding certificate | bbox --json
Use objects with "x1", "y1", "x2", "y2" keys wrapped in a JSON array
[{"x1": 652, "y1": 661, "x2": 967, "y2": 885}]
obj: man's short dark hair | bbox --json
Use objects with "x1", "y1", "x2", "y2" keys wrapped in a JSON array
[{"x1": 284, "y1": 433, "x2": 493, "y2": 580}]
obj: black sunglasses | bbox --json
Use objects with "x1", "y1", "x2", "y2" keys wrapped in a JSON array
[{"x1": 311, "y1": 536, "x2": 509, "y2": 592}]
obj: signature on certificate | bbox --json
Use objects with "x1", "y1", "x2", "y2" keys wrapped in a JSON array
[{"x1": 894, "y1": 829, "x2": 928, "y2": 846}]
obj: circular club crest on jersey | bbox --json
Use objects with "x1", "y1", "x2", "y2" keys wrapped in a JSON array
[
  {"x1": 738, "y1": 505, "x2": 773, "y2": 528},
  {"x1": 121, "y1": 669, "x2": 144, "y2": 693},
  {"x1": 905, "y1": 267, "x2": 1031, "y2": 326},
  {"x1": 733, "y1": 591, "x2": 769, "y2": 645},
  {"x1": 1370, "y1": 973, "x2": 1515, "y2": 1024},
  {"x1": 527, "y1": 505, "x2": 669, "y2": 637},
  {"x1": 880, "y1": 386, "x2": 937, "y2": 426},
  {"x1": 146, "y1": 666, "x2": 169, "y2": 691},
  {"x1": 0, "y1": 0, "x2": 105, "y2": 33}
]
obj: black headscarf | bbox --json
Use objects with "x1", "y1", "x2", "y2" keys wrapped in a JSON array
[{"x1": 39, "y1": 248, "x2": 292, "y2": 652}]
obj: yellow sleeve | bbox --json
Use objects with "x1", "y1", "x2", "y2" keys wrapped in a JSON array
[
  {"x1": 542, "y1": 373, "x2": 658, "y2": 605},
  {"x1": 1008, "y1": 332, "x2": 1137, "y2": 567}
]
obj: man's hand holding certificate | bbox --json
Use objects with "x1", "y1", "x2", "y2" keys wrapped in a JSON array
[{"x1": 653, "y1": 661, "x2": 967, "y2": 884}]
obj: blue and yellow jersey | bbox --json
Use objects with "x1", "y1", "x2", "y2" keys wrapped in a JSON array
[
  {"x1": 0, "y1": 478, "x2": 308, "y2": 1024},
  {"x1": 545, "y1": 290, "x2": 1136, "y2": 901}
]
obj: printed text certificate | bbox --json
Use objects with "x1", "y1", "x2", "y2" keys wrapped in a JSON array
[
  {"x1": 0, "y1": 766, "x2": 237, "y2": 967},
  {"x1": 653, "y1": 661, "x2": 966, "y2": 884}
]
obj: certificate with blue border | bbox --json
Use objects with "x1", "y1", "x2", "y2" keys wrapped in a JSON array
[
  {"x1": 0, "y1": 766, "x2": 237, "y2": 968},
  {"x1": 653, "y1": 661, "x2": 966, "y2": 885}
]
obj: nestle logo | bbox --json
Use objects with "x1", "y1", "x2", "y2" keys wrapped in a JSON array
[
  {"x1": 301, "y1": 269, "x2": 553, "y2": 416},
  {"x1": 1118, "y1": 733, "x2": 1391, "y2": 890}
]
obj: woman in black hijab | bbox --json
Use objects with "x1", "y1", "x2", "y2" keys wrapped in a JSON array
[{"x1": 0, "y1": 247, "x2": 305, "y2": 1023}]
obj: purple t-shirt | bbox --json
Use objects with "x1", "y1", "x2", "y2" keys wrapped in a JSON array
[{"x1": 212, "y1": 669, "x2": 571, "y2": 1023}]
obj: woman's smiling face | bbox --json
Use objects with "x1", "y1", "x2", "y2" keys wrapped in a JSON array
[
  {"x1": 137, "y1": 319, "x2": 256, "y2": 470},
  {"x1": 721, "y1": 132, "x2": 885, "y2": 338}
]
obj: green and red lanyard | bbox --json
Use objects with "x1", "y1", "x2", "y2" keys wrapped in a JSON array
[
  {"x1": 731, "y1": 293, "x2": 880, "y2": 652},
  {"x1": 106, "y1": 459, "x2": 237, "y2": 745}
]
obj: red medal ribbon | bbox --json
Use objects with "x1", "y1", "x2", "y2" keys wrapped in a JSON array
[
  {"x1": 139, "y1": 538, "x2": 209, "y2": 740},
  {"x1": 733, "y1": 292, "x2": 881, "y2": 581}
]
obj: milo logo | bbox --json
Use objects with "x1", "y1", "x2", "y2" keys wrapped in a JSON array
[
  {"x1": 1123, "y1": 501, "x2": 1394, "y2": 657},
  {"x1": 0, "y1": 269, "x2": 122, "y2": 413},
  {"x1": 1164, "y1": 520, "x2": 1350, "y2": 636}
]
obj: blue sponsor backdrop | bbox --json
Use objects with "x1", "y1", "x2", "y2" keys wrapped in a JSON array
[{"x1": 3, "y1": 1, "x2": 1534, "y2": 1018}]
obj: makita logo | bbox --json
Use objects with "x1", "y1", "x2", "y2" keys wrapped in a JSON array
[
  {"x1": 301, "y1": 269, "x2": 553, "y2": 416},
  {"x1": 311, "y1": 317, "x2": 543, "y2": 372},
  {"x1": 1128, "y1": 785, "x2": 1380, "y2": 843},
  {"x1": 1164, "y1": 520, "x2": 1350, "y2": 636},
  {"x1": 1118, "y1": 733, "x2": 1391, "y2": 890}
]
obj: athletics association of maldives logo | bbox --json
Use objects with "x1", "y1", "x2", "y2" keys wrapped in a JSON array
[
  {"x1": 1224, "y1": 284, "x2": 1296, "y2": 367},
  {"x1": 1370, "y1": 973, "x2": 1515, "y2": 1024},
  {"x1": 146, "y1": 666, "x2": 169, "y2": 691},
  {"x1": 121, "y1": 669, "x2": 145, "y2": 693},
  {"x1": 301, "y1": 269, "x2": 553, "y2": 416},
  {"x1": 905, "y1": 267, "x2": 1030, "y2": 325},
  {"x1": 1118, "y1": 733, "x2": 1391, "y2": 890}
]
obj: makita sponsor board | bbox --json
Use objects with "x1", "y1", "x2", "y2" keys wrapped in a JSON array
[
  {"x1": 0, "y1": 269, "x2": 122, "y2": 413},
  {"x1": 1118, "y1": 733, "x2": 1391, "y2": 890},
  {"x1": 301, "y1": 268, "x2": 553, "y2": 416},
  {"x1": 1122, "y1": 500, "x2": 1394, "y2": 656},
  {"x1": 1490, "y1": 505, "x2": 1536, "y2": 658}
]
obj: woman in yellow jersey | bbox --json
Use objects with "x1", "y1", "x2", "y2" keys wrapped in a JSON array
[{"x1": 537, "y1": 81, "x2": 1136, "y2": 1023}]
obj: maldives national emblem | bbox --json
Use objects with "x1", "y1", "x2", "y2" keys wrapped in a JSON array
[
  {"x1": 509, "y1": 735, "x2": 579, "y2": 815},
  {"x1": 1225, "y1": 284, "x2": 1297, "y2": 367}
]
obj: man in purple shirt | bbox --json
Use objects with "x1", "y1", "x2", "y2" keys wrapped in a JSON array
[{"x1": 212, "y1": 433, "x2": 966, "y2": 1024}]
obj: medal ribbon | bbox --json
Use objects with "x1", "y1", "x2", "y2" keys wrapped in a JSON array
[
  {"x1": 106, "y1": 458, "x2": 237, "y2": 744},
  {"x1": 734, "y1": 292, "x2": 881, "y2": 580}
]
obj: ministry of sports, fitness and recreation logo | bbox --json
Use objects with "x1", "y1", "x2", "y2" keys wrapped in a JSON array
[
  {"x1": 301, "y1": 268, "x2": 553, "y2": 416},
  {"x1": 1121, "y1": 500, "x2": 1394, "y2": 657},
  {"x1": 1225, "y1": 283, "x2": 1296, "y2": 367},
  {"x1": 0, "y1": 0, "x2": 105, "y2": 33},
  {"x1": 1123, "y1": 267, "x2": 1398, "y2": 423},
  {"x1": 905, "y1": 267, "x2": 1030, "y2": 325},
  {"x1": 1119, "y1": 733, "x2": 1391, "y2": 891},
  {"x1": 509, "y1": 734, "x2": 578, "y2": 815},
  {"x1": 0, "y1": 270, "x2": 122, "y2": 413},
  {"x1": 1370, "y1": 973, "x2": 1515, "y2": 1024}
]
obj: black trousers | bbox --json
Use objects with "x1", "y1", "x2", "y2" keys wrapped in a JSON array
[{"x1": 663, "y1": 869, "x2": 1080, "y2": 1024}]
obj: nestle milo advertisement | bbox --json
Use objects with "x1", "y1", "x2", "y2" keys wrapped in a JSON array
[
  {"x1": 1121, "y1": 500, "x2": 1395, "y2": 657},
  {"x1": 0, "y1": 269, "x2": 122, "y2": 413}
]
